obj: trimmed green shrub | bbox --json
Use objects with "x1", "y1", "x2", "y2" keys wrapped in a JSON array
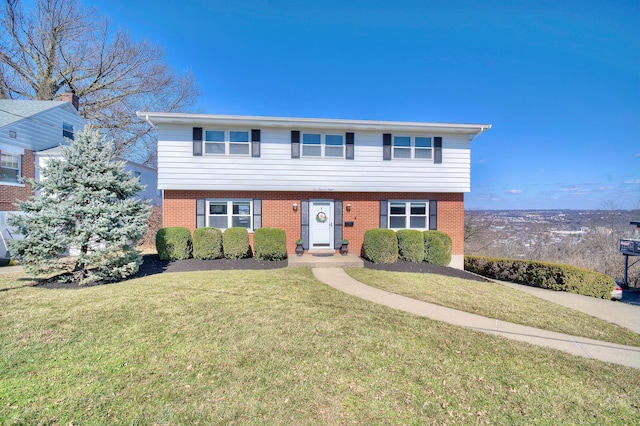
[
  {"x1": 465, "y1": 256, "x2": 614, "y2": 299},
  {"x1": 423, "y1": 230, "x2": 452, "y2": 266},
  {"x1": 193, "y1": 227, "x2": 223, "y2": 260},
  {"x1": 396, "y1": 229, "x2": 424, "y2": 263},
  {"x1": 254, "y1": 228, "x2": 287, "y2": 261},
  {"x1": 156, "y1": 227, "x2": 192, "y2": 260},
  {"x1": 223, "y1": 227, "x2": 251, "y2": 259},
  {"x1": 363, "y1": 229, "x2": 398, "y2": 264}
]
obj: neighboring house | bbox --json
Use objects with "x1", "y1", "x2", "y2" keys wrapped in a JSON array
[
  {"x1": 0, "y1": 96, "x2": 158, "y2": 259},
  {"x1": 35, "y1": 148, "x2": 160, "y2": 205},
  {"x1": 138, "y1": 112, "x2": 491, "y2": 269},
  {"x1": 0, "y1": 95, "x2": 84, "y2": 258}
]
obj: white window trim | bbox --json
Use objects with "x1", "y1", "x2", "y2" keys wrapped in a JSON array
[
  {"x1": 204, "y1": 129, "x2": 251, "y2": 157},
  {"x1": 388, "y1": 200, "x2": 429, "y2": 230},
  {"x1": 206, "y1": 199, "x2": 253, "y2": 232},
  {"x1": 0, "y1": 151, "x2": 23, "y2": 186},
  {"x1": 301, "y1": 132, "x2": 345, "y2": 159},
  {"x1": 392, "y1": 135, "x2": 433, "y2": 161}
]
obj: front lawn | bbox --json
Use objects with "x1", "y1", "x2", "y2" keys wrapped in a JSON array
[
  {"x1": 346, "y1": 268, "x2": 640, "y2": 347},
  {"x1": 1, "y1": 268, "x2": 639, "y2": 424}
]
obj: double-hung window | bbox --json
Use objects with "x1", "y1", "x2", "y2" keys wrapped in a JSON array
[
  {"x1": 205, "y1": 130, "x2": 250, "y2": 156},
  {"x1": 388, "y1": 201, "x2": 428, "y2": 230},
  {"x1": 63, "y1": 122, "x2": 74, "y2": 140},
  {"x1": 393, "y1": 136, "x2": 432, "y2": 160},
  {"x1": 207, "y1": 200, "x2": 252, "y2": 230},
  {"x1": 0, "y1": 152, "x2": 21, "y2": 184},
  {"x1": 302, "y1": 133, "x2": 344, "y2": 158}
]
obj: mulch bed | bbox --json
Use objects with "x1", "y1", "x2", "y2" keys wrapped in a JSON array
[
  {"x1": 28, "y1": 254, "x2": 486, "y2": 289},
  {"x1": 362, "y1": 259, "x2": 488, "y2": 282}
]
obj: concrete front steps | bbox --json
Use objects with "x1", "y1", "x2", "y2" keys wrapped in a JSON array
[{"x1": 287, "y1": 250, "x2": 364, "y2": 268}]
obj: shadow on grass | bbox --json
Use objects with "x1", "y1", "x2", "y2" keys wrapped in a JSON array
[{"x1": 4, "y1": 254, "x2": 288, "y2": 291}]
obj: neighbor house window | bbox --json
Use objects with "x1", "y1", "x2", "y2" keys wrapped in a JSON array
[
  {"x1": 388, "y1": 201, "x2": 428, "y2": 229},
  {"x1": 63, "y1": 122, "x2": 74, "y2": 140},
  {"x1": 207, "y1": 200, "x2": 252, "y2": 230},
  {"x1": 302, "y1": 133, "x2": 344, "y2": 158},
  {"x1": 393, "y1": 136, "x2": 432, "y2": 160},
  {"x1": 1, "y1": 152, "x2": 21, "y2": 184},
  {"x1": 204, "y1": 130, "x2": 250, "y2": 156}
]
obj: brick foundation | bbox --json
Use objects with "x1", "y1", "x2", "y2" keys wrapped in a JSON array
[{"x1": 163, "y1": 190, "x2": 465, "y2": 256}]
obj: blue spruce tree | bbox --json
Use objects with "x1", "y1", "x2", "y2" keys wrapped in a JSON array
[{"x1": 9, "y1": 129, "x2": 152, "y2": 284}]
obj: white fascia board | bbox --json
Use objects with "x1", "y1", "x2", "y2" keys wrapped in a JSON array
[{"x1": 137, "y1": 112, "x2": 491, "y2": 136}]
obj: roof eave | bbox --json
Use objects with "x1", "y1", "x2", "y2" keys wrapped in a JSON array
[{"x1": 137, "y1": 112, "x2": 491, "y2": 135}]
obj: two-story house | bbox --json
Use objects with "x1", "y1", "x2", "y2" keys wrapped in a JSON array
[{"x1": 138, "y1": 112, "x2": 490, "y2": 268}]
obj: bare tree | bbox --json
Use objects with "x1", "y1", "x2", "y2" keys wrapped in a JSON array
[{"x1": 0, "y1": 0, "x2": 199, "y2": 165}]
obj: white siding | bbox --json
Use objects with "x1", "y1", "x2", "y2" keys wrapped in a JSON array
[
  {"x1": 36, "y1": 150, "x2": 159, "y2": 205},
  {"x1": 124, "y1": 161, "x2": 160, "y2": 205},
  {"x1": 0, "y1": 104, "x2": 84, "y2": 152},
  {"x1": 157, "y1": 124, "x2": 472, "y2": 193}
]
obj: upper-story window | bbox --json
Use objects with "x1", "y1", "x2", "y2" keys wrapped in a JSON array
[
  {"x1": 63, "y1": 122, "x2": 74, "y2": 140},
  {"x1": 302, "y1": 133, "x2": 344, "y2": 158},
  {"x1": 388, "y1": 201, "x2": 428, "y2": 230},
  {"x1": 1, "y1": 152, "x2": 21, "y2": 184},
  {"x1": 393, "y1": 136, "x2": 432, "y2": 160},
  {"x1": 205, "y1": 130, "x2": 250, "y2": 156}
]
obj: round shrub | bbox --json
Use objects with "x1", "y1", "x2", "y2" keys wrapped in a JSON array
[
  {"x1": 156, "y1": 227, "x2": 192, "y2": 260},
  {"x1": 193, "y1": 227, "x2": 223, "y2": 260},
  {"x1": 223, "y1": 227, "x2": 251, "y2": 259},
  {"x1": 396, "y1": 229, "x2": 424, "y2": 263},
  {"x1": 363, "y1": 228, "x2": 398, "y2": 264},
  {"x1": 253, "y1": 228, "x2": 287, "y2": 261},
  {"x1": 423, "y1": 230, "x2": 452, "y2": 266}
]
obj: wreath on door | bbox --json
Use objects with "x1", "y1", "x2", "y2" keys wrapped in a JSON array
[{"x1": 315, "y1": 212, "x2": 327, "y2": 223}]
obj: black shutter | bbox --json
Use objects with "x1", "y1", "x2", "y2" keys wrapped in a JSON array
[
  {"x1": 193, "y1": 127, "x2": 203, "y2": 156},
  {"x1": 253, "y1": 199, "x2": 262, "y2": 229},
  {"x1": 301, "y1": 200, "x2": 309, "y2": 249},
  {"x1": 383, "y1": 133, "x2": 391, "y2": 160},
  {"x1": 291, "y1": 130, "x2": 300, "y2": 159},
  {"x1": 196, "y1": 198, "x2": 206, "y2": 228},
  {"x1": 429, "y1": 200, "x2": 438, "y2": 230},
  {"x1": 251, "y1": 129, "x2": 261, "y2": 158},
  {"x1": 434, "y1": 136, "x2": 442, "y2": 164},
  {"x1": 334, "y1": 200, "x2": 343, "y2": 249},
  {"x1": 345, "y1": 132, "x2": 354, "y2": 160},
  {"x1": 380, "y1": 200, "x2": 388, "y2": 228}
]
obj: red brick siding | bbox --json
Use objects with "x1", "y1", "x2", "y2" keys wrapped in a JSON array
[
  {"x1": 163, "y1": 190, "x2": 465, "y2": 255},
  {"x1": 0, "y1": 150, "x2": 35, "y2": 211}
]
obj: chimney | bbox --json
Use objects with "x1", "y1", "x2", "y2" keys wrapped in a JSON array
[{"x1": 59, "y1": 90, "x2": 79, "y2": 111}]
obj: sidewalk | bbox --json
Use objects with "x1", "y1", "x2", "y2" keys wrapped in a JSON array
[
  {"x1": 0, "y1": 265, "x2": 22, "y2": 274},
  {"x1": 496, "y1": 280, "x2": 640, "y2": 334},
  {"x1": 312, "y1": 268, "x2": 640, "y2": 370}
]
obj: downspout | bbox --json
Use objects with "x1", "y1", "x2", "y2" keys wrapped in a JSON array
[
  {"x1": 470, "y1": 124, "x2": 491, "y2": 142},
  {"x1": 140, "y1": 113, "x2": 156, "y2": 129}
]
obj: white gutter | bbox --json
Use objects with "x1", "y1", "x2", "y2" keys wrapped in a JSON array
[
  {"x1": 469, "y1": 124, "x2": 492, "y2": 142},
  {"x1": 137, "y1": 111, "x2": 491, "y2": 135}
]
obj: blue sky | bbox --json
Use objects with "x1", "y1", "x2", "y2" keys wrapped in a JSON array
[{"x1": 87, "y1": 0, "x2": 639, "y2": 210}]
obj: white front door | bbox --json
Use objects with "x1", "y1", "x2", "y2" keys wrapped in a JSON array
[{"x1": 310, "y1": 200, "x2": 333, "y2": 249}]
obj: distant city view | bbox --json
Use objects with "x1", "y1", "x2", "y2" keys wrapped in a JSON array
[{"x1": 465, "y1": 209, "x2": 640, "y2": 286}]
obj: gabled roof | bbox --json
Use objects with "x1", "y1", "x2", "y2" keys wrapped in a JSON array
[{"x1": 0, "y1": 99, "x2": 73, "y2": 128}]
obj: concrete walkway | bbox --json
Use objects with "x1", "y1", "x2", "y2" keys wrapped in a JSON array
[
  {"x1": 496, "y1": 280, "x2": 640, "y2": 334},
  {"x1": 313, "y1": 268, "x2": 640, "y2": 370}
]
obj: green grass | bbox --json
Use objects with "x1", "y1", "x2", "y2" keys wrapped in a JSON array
[
  {"x1": 0, "y1": 268, "x2": 639, "y2": 424},
  {"x1": 346, "y1": 268, "x2": 640, "y2": 347}
]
